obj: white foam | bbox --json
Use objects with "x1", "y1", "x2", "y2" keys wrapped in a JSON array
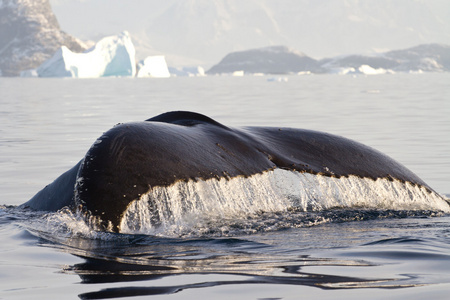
[{"x1": 120, "y1": 169, "x2": 449, "y2": 235}]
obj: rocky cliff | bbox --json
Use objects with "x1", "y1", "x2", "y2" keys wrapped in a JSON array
[
  {"x1": 0, "y1": 0, "x2": 86, "y2": 76},
  {"x1": 207, "y1": 46, "x2": 322, "y2": 75},
  {"x1": 208, "y1": 44, "x2": 450, "y2": 75}
]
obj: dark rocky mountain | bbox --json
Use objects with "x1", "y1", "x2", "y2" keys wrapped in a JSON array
[
  {"x1": 0, "y1": 0, "x2": 86, "y2": 76},
  {"x1": 208, "y1": 43, "x2": 450, "y2": 75},
  {"x1": 50, "y1": 0, "x2": 450, "y2": 68},
  {"x1": 207, "y1": 46, "x2": 322, "y2": 75},
  {"x1": 322, "y1": 44, "x2": 450, "y2": 72},
  {"x1": 385, "y1": 43, "x2": 450, "y2": 72},
  {"x1": 319, "y1": 55, "x2": 400, "y2": 70}
]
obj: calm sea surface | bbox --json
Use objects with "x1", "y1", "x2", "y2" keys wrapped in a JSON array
[{"x1": 1, "y1": 73, "x2": 450, "y2": 299}]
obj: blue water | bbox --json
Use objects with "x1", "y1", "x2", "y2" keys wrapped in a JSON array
[{"x1": 1, "y1": 74, "x2": 450, "y2": 299}]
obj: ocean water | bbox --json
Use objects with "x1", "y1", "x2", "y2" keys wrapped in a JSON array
[{"x1": 1, "y1": 73, "x2": 450, "y2": 299}]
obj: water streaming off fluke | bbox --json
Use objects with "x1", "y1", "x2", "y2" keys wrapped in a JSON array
[{"x1": 119, "y1": 169, "x2": 449, "y2": 236}]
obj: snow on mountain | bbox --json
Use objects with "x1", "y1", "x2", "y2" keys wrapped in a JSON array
[
  {"x1": 321, "y1": 44, "x2": 450, "y2": 74},
  {"x1": 37, "y1": 31, "x2": 136, "y2": 78},
  {"x1": 3, "y1": 0, "x2": 449, "y2": 77},
  {"x1": 146, "y1": 0, "x2": 286, "y2": 67},
  {"x1": 0, "y1": 0, "x2": 86, "y2": 76},
  {"x1": 384, "y1": 44, "x2": 450, "y2": 72},
  {"x1": 49, "y1": 0, "x2": 450, "y2": 67},
  {"x1": 208, "y1": 44, "x2": 450, "y2": 75}
]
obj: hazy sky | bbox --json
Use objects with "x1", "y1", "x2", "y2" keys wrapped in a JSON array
[{"x1": 49, "y1": 0, "x2": 450, "y2": 66}]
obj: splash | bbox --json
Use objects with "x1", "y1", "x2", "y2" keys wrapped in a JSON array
[
  {"x1": 120, "y1": 169, "x2": 449, "y2": 236},
  {"x1": 23, "y1": 208, "x2": 114, "y2": 241}
]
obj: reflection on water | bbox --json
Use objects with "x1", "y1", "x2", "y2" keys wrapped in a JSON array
[
  {"x1": 52, "y1": 237, "x2": 390, "y2": 299},
  {"x1": 20, "y1": 213, "x2": 449, "y2": 299}
]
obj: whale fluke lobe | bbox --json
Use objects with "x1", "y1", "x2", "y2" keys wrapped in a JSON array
[
  {"x1": 146, "y1": 111, "x2": 229, "y2": 129},
  {"x1": 21, "y1": 111, "x2": 448, "y2": 232}
]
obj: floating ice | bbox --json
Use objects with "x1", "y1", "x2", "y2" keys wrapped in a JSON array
[
  {"x1": 37, "y1": 31, "x2": 136, "y2": 78},
  {"x1": 267, "y1": 77, "x2": 288, "y2": 82},
  {"x1": 327, "y1": 65, "x2": 395, "y2": 75},
  {"x1": 169, "y1": 66, "x2": 206, "y2": 77},
  {"x1": 182, "y1": 66, "x2": 205, "y2": 76},
  {"x1": 358, "y1": 65, "x2": 394, "y2": 75},
  {"x1": 20, "y1": 69, "x2": 38, "y2": 77},
  {"x1": 136, "y1": 56, "x2": 170, "y2": 78}
]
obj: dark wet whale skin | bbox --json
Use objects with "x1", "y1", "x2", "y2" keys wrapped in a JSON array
[{"x1": 21, "y1": 111, "x2": 433, "y2": 231}]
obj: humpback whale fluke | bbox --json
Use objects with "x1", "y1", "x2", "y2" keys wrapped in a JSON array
[{"x1": 21, "y1": 111, "x2": 449, "y2": 232}]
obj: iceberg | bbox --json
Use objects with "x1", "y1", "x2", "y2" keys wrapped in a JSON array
[
  {"x1": 327, "y1": 65, "x2": 393, "y2": 75},
  {"x1": 181, "y1": 66, "x2": 205, "y2": 76},
  {"x1": 20, "y1": 69, "x2": 38, "y2": 77},
  {"x1": 136, "y1": 56, "x2": 170, "y2": 78},
  {"x1": 37, "y1": 31, "x2": 136, "y2": 78},
  {"x1": 358, "y1": 65, "x2": 394, "y2": 75},
  {"x1": 168, "y1": 66, "x2": 205, "y2": 77}
]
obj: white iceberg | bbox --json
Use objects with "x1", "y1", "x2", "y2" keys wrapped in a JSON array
[
  {"x1": 168, "y1": 66, "x2": 205, "y2": 77},
  {"x1": 267, "y1": 77, "x2": 288, "y2": 82},
  {"x1": 37, "y1": 31, "x2": 136, "y2": 78},
  {"x1": 136, "y1": 56, "x2": 170, "y2": 78},
  {"x1": 20, "y1": 69, "x2": 38, "y2": 77},
  {"x1": 358, "y1": 64, "x2": 394, "y2": 75},
  {"x1": 182, "y1": 66, "x2": 205, "y2": 76}
]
